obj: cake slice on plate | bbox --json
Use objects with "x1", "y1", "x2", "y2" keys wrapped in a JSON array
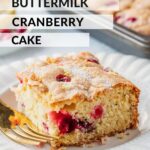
[{"x1": 12, "y1": 52, "x2": 140, "y2": 147}]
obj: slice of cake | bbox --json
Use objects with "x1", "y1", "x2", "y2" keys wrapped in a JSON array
[{"x1": 12, "y1": 52, "x2": 140, "y2": 148}]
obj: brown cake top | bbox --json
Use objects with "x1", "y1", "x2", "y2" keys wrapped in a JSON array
[
  {"x1": 16, "y1": 52, "x2": 138, "y2": 104},
  {"x1": 120, "y1": 0, "x2": 135, "y2": 10},
  {"x1": 132, "y1": 0, "x2": 150, "y2": 9}
]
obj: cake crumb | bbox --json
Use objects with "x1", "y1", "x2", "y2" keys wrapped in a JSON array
[
  {"x1": 101, "y1": 137, "x2": 108, "y2": 145},
  {"x1": 117, "y1": 133, "x2": 126, "y2": 139},
  {"x1": 36, "y1": 142, "x2": 45, "y2": 148}
]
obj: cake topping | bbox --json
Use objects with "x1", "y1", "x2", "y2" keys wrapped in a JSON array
[
  {"x1": 16, "y1": 52, "x2": 132, "y2": 103},
  {"x1": 91, "y1": 105, "x2": 104, "y2": 119},
  {"x1": 56, "y1": 74, "x2": 71, "y2": 82}
]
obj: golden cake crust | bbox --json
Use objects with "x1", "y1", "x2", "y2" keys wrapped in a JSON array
[
  {"x1": 16, "y1": 52, "x2": 140, "y2": 105},
  {"x1": 120, "y1": 0, "x2": 135, "y2": 10},
  {"x1": 132, "y1": 0, "x2": 150, "y2": 9}
]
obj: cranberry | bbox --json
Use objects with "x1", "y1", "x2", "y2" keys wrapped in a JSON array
[
  {"x1": 114, "y1": 16, "x2": 121, "y2": 22},
  {"x1": 56, "y1": 74, "x2": 71, "y2": 82},
  {"x1": 91, "y1": 105, "x2": 104, "y2": 119},
  {"x1": 77, "y1": 119, "x2": 93, "y2": 132},
  {"x1": 17, "y1": 74, "x2": 23, "y2": 84},
  {"x1": 127, "y1": 17, "x2": 137, "y2": 23},
  {"x1": 19, "y1": 79, "x2": 23, "y2": 84},
  {"x1": 17, "y1": 77, "x2": 23, "y2": 84},
  {"x1": 49, "y1": 111, "x2": 76, "y2": 134},
  {"x1": 49, "y1": 111, "x2": 96, "y2": 134},
  {"x1": 49, "y1": 111, "x2": 59, "y2": 122},
  {"x1": 57, "y1": 115, "x2": 77, "y2": 134},
  {"x1": 87, "y1": 58, "x2": 99, "y2": 64}
]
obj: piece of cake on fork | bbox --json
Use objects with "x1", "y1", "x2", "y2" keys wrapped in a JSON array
[{"x1": 12, "y1": 52, "x2": 140, "y2": 148}]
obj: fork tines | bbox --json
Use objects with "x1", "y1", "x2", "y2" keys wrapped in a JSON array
[{"x1": 0, "y1": 124, "x2": 56, "y2": 146}]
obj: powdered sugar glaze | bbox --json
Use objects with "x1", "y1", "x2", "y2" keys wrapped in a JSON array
[{"x1": 16, "y1": 52, "x2": 133, "y2": 103}]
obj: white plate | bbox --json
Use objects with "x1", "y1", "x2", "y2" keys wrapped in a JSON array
[{"x1": 0, "y1": 52, "x2": 150, "y2": 150}]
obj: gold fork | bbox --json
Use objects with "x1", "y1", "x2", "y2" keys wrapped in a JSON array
[{"x1": 0, "y1": 99, "x2": 57, "y2": 146}]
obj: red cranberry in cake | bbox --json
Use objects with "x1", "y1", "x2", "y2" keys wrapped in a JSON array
[
  {"x1": 126, "y1": 17, "x2": 137, "y2": 23},
  {"x1": 91, "y1": 105, "x2": 104, "y2": 119},
  {"x1": 19, "y1": 79, "x2": 23, "y2": 84},
  {"x1": 77, "y1": 119, "x2": 93, "y2": 132},
  {"x1": 49, "y1": 111, "x2": 76, "y2": 134},
  {"x1": 114, "y1": 16, "x2": 121, "y2": 22},
  {"x1": 49, "y1": 111, "x2": 94, "y2": 134},
  {"x1": 58, "y1": 115, "x2": 76, "y2": 134},
  {"x1": 17, "y1": 75, "x2": 23, "y2": 84},
  {"x1": 87, "y1": 58, "x2": 99, "y2": 64},
  {"x1": 56, "y1": 74, "x2": 71, "y2": 82}
]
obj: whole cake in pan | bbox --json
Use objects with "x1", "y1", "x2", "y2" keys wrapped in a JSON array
[
  {"x1": 13, "y1": 52, "x2": 140, "y2": 148},
  {"x1": 114, "y1": 0, "x2": 150, "y2": 36},
  {"x1": 115, "y1": 9, "x2": 150, "y2": 36}
]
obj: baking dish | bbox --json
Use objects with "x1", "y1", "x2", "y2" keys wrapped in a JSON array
[{"x1": 66, "y1": 9, "x2": 150, "y2": 58}]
